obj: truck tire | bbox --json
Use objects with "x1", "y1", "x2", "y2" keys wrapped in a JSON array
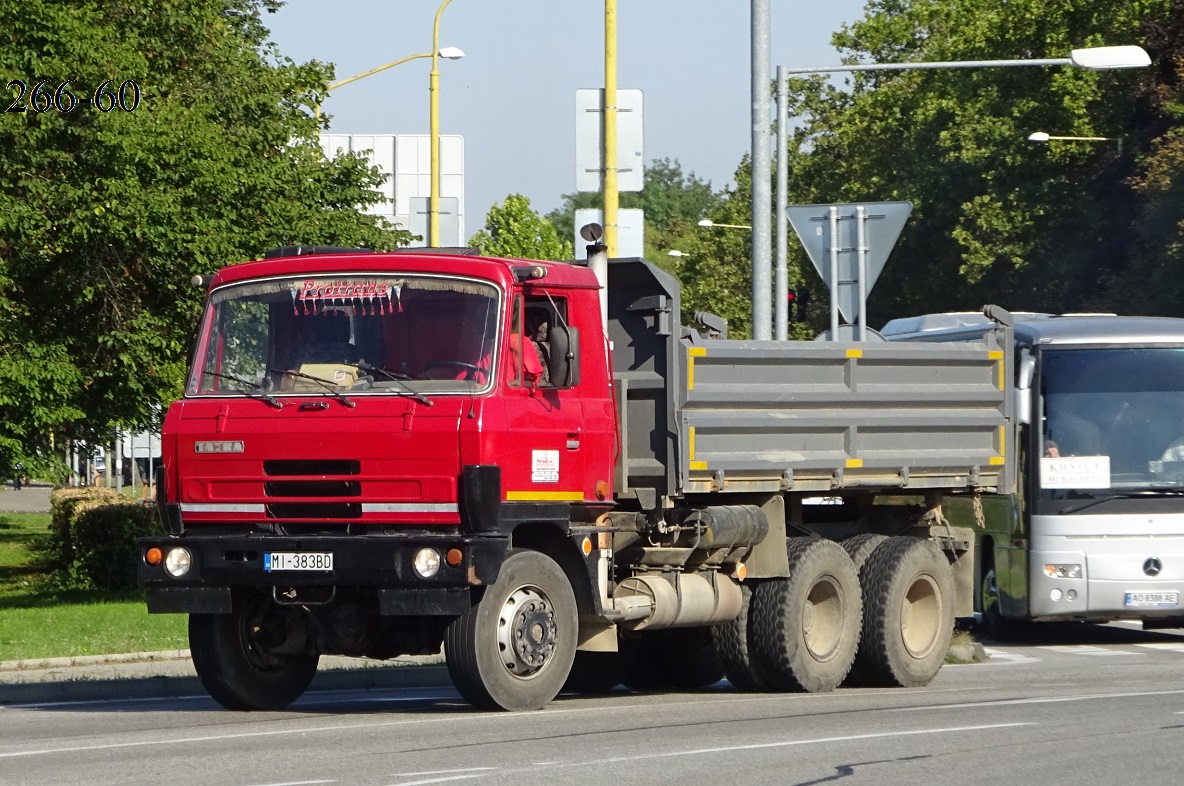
[
  {"x1": 189, "y1": 592, "x2": 320, "y2": 711},
  {"x1": 621, "y1": 628, "x2": 723, "y2": 690},
  {"x1": 751, "y1": 537, "x2": 862, "y2": 692},
  {"x1": 713, "y1": 583, "x2": 770, "y2": 691},
  {"x1": 854, "y1": 536, "x2": 954, "y2": 687},
  {"x1": 563, "y1": 649, "x2": 631, "y2": 694},
  {"x1": 444, "y1": 549, "x2": 578, "y2": 711},
  {"x1": 842, "y1": 533, "x2": 889, "y2": 575}
]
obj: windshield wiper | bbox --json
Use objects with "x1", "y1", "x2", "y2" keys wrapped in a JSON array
[
  {"x1": 268, "y1": 367, "x2": 354, "y2": 408},
  {"x1": 202, "y1": 369, "x2": 283, "y2": 409},
  {"x1": 349, "y1": 361, "x2": 433, "y2": 406},
  {"x1": 1057, "y1": 489, "x2": 1184, "y2": 514}
]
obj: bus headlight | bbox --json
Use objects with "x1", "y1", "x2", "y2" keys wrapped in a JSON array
[
  {"x1": 413, "y1": 548, "x2": 441, "y2": 579},
  {"x1": 1043, "y1": 563, "x2": 1082, "y2": 579},
  {"x1": 164, "y1": 547, "x2": 192, "y2": 577}
]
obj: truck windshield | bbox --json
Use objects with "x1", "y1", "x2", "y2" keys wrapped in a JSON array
[
  {"x1": 1039, "y1": 347, "x2": 1184, "y2": 496},
  {"x1": 188, "y1": 274, "x2": 500, "y2": 398}
]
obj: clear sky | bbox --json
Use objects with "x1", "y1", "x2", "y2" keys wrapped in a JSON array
[{"x1": 265, "y1": 1, "x2": 869, "y2": 236}]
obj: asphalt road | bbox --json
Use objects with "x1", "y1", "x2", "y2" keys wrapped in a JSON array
[{"x1": 3, "y1": 622, "x2": 1184, "y2": 786}]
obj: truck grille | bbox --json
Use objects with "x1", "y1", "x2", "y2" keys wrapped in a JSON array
[
  {"x1": 263, "y1": 460, "x2": 363, "y2": 519},
  {"x1": 264, "y1": 459, "x2": 360, "y2": 476}
]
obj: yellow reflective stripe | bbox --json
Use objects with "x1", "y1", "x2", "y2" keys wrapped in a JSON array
[
  {"x1": 846, "y1": 348, "x2": 863, "y2": 358},
  {"x1": 846, "y1": 458, "x2": 863, "y2": 468},
  {"x1": 688, "y1": 347, "x2": 707, "y2": 391},
  {"x1": 505, "y1": 491, "x2": 584, "y2": 501},
  {"x1": 690, "y1": 461, "x2": 708, "y2": 471},
  {"x1": 988, "y1": 350, "x2": 1004, "y2": 390}
]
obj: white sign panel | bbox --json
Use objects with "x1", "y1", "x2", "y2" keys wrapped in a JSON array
[
  {"x1": 319, "y1": 133, "x2": 464, "y2": 245},
  {"x1": 574, "y1": 208, "x2": 645, "y2": 260},
  {"x1": 532, "y1": 450, "x2": 560, "y2": 483},
  {"x1": 575, "y1": 88, "x2": 644, "y2": 192},
  {"x1": 1041, "y1": 455, "x2": 1111, "y2": 489}
]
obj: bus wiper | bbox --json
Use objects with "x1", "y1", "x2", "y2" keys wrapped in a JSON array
[
  {"x1": 268, "y1": 367, "x2": 355, "y2": 408},
  {"x1": 349, "y1": 361, "x2": 433, "y2": 406},
  {"x1": 202, "y1": 369, "x2": 283, "y2": 409},
  {"x1": 1058, "y1": 489, "x2": 1184, "y2": 514}
]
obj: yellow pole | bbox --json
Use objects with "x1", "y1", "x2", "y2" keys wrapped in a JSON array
[
  {"x1": 316, "y1": 53, "x2": 433, "y2": 120},
  {"x1": 430, "y1": 0, "x2": 456, "y2": 247},
  {"x1": 604, "y1": 0, "x2": 619, "y2": 258}
]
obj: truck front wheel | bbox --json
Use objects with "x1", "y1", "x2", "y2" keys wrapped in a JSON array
[
  {"x1": 444, "y1": 549, "x2": 578, "y2": 711},
  {"x1": 751, "y1": 537, "x2": 862, "y2": 692},
  {"x1": 853, "y1": 536, "x2": 954, "y2": 687},
  {"x1": 189, "y1": 592, "x2": 320, "y2": 711}
]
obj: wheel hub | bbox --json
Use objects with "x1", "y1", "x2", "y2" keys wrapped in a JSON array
[{"x1": 497, "y1": 586, "x2": 557, "y2": 678}]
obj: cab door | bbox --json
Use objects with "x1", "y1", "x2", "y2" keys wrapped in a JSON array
[{"x1": 499, "y1": 294, "x2": 587, "y2": 503}]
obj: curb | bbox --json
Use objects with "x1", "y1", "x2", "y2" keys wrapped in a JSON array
[
  {"x1": 0, "y1": 664, "x2": 453, "y2": 706},
  {"x1": 0, "y1": 652, "x2": 453, "y2": 706}
]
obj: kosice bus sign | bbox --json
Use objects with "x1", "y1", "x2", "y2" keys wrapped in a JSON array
[{"x1": 786, "y1": 201, "x2": 912, "y2": 327}]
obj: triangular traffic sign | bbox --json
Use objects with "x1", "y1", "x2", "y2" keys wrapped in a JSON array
[{"x1": 786, "y1": 201, "x2": 912, "y2": 324}]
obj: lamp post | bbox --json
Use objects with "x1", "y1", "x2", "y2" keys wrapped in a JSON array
[
  {"x1": 429, "y1": 0, "x2": 459, "y2": 247},
  {"x1": 760, "y1": 44, "x2": 1150, "y2": 341},
  {"x1": 1028, "y1": 131, "x2": 1124, "y2": 156},
  {"x1": 698, "y1": 219, "x2": 752, "y2": 230},
  {"x1": 316, "y1": 47, "x2": 463, "y2": 121}
]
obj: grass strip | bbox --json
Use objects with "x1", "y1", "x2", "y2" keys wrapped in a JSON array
[{"x1": 0, "y1": 513, "x2": 186, "y2": 662}]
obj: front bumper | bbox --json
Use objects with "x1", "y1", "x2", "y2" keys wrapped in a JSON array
[{"x1": 138, "y1": 533, "x2": 507, "y2": 614}]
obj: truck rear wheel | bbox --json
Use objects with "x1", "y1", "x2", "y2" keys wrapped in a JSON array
[
  {"x1": 189, "y1": 592, "x2": 320, "y2": 711},
  {"x1": 751, "y1": 537, "x2": 862, "y2": 692},
  {"x1": 713, "y1": 583, "x2": 770, "y2": 691},
  {"x1": 853, "y1": 536, "x2": 954, "y2": 687},
  {"x1": 444, "y1": 549, "x2": 577, "y2": 711}
]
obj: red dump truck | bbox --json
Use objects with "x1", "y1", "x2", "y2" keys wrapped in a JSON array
[{"x1": 139, "y1": 245, "x2": 1015, "y2": 711}]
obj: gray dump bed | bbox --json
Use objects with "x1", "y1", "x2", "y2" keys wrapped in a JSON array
[{"x1": 607, "y1": 259, "x2": 1014, "y2": 510}]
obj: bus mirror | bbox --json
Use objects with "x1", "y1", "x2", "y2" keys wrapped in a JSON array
[
  {"x1": 1018, "y1": 350, "x2": 1035, "y2": 390},
  {"x1": 1016, "y1": 351, "x2": 1035, "y2": 425}
]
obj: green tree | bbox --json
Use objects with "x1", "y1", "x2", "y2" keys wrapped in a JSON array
[
  {"x1": 0, "y1": 0, "x2": 408, "y2": 468},
  {"x1": 547, "y1": 158, "x2": 720, "y2": 265},
  {"x1": 744, "y1": 0, "x2": 1174, "y2": 328},
  {"x1": 472, "y1": 194, "x2": 574, "y2": 260}
]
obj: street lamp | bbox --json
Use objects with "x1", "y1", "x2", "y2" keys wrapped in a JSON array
[
  {"x1": 760, "y1": 44, "x2": 1150, "y2": 341},
  {"x1": 429, "y1": 0, "x2": 460, "y2": 247},
  {"x1": 315, "y1": 47, "x2": 463, "y2": 120},
  {"x1": 1028, "y1": 131, "x2": 1123, "y2": 156},
  {"x1": 698, "y1": 219, "x2": 752, "y2": 230}
]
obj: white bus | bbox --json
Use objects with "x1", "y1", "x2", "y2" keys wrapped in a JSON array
[{"x1": 883, "y1": 311, "x2": 1184, "y2": 634}]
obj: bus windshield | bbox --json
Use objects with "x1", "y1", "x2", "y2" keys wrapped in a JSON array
[
  {"x1": 1040, "y1": 347, "x2": 1184, "y2": 495},
  {"x1": 187, "y1": 274, "x2": 501, "y2": 398}
]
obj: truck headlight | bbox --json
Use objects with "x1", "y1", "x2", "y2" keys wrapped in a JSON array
[
  {"x1": 1043, "y1": 563, "x2": 1082, "y2": 579},
  {"x1": 165, "y1": 547, "x2": 192, "y2": 577},
  {"x1": 413, "y1": 548, "x2": 441, "y2": 578}
]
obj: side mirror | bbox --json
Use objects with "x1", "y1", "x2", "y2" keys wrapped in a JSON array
[
  {"x1": 1015, "y1": 350, "x2": 1035, "y2": 425},
  {"x1": 549, "y1": 325, "x2": 580, "y2": 388}
]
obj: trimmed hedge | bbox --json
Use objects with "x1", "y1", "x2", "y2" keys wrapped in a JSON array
[{"x1": 43, "y1": 487, "x2": 164, "y2": 591}]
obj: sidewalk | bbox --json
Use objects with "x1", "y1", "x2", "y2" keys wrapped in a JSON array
[
  {"x1": 0, "y1": 649, "x2": 450, "y2": 705},
  {"x1": 0, "y1": 482, "x2": 53, "y2": 514}
]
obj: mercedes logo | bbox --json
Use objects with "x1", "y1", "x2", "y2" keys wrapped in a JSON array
[{"x1": 1144, "y1": 557, "x2": 1164, "y2": 577}]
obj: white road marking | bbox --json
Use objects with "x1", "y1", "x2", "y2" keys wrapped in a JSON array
[
  {"x1": 381, "y1": 723, "x2": 1033, "y2": 785},
  {"x1": 1039, "y1": 645, "x2": 1142, "y2": 657},
  {"x1": 891, "y1": 687, "x2": 1184, "y2": 711}
]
